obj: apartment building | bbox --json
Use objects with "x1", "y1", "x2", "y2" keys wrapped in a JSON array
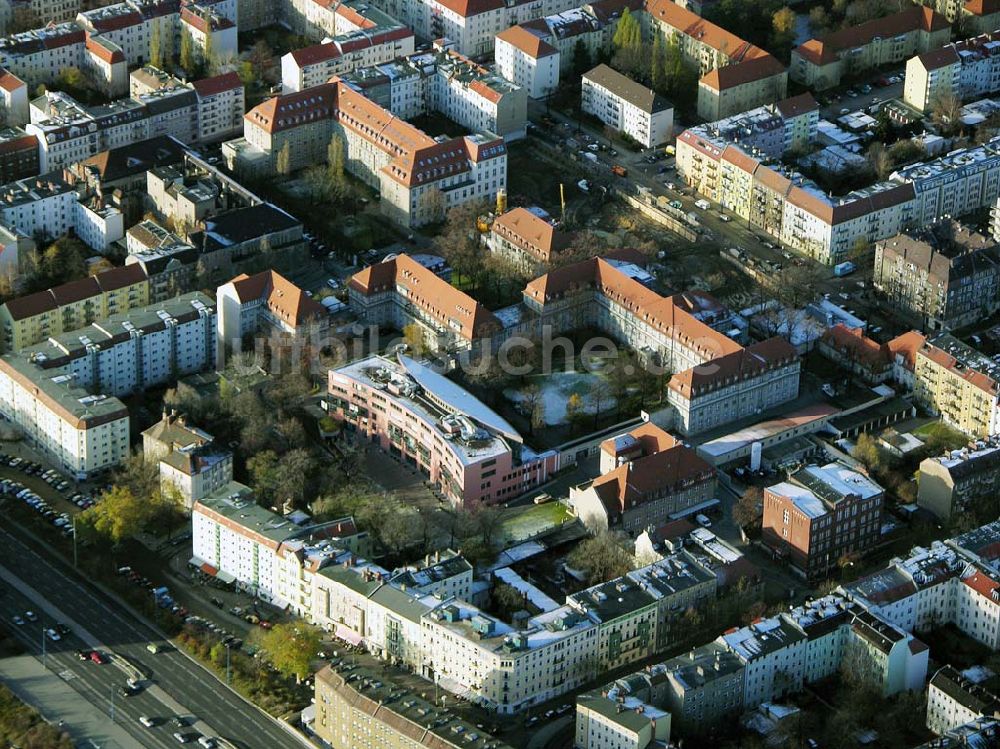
[
  {"x1": 916, "y1": 0, "x2": 1000, "y2": 34},
  {"x1": 918, "y1": 443, "x2": 1000, "y2": 521},
  {"x1": 791, "y1": 6, "x2": 950, "y2": 91},
  {"x1": 216, "y1": 269, "x2": 328, "y2": 367},
  {"x1": 914, "y1": 333, "x2": 1000, "y2": 437},
  {"x1": 332, "y1": 41, "x2": 529, "y2": 142},
  {"x1": 762, "y1": 462, "x2": 884, "y2": 581},
  {"x1": 846, "y1": 609, "x2": 930, "y2": 697},
  {"x1": 660, "y1": 643, "x2": 745, "y2": 734},
  {"x1": 488, "y1": 206, "x2": 569, "y2": 273},
  {"x1": 905, "y1": 31, "x2": 1000, "y2": 114},
  {"x1": 179, "y1": 5, "x2": 236, "y2": 66},
  {"x1": 142, "y1": 410, "x2": 232, "y2": 508},
  {"x1": 495, "y1": 0, "x2": 641, "y2": 98},
  {"x1": 927, "y1": 666, "x2": 1000, "y2": 735},
  {"x1": 12, "y1": 291, "x2": 215, "y2": 399},
  {"x1": 645, "y1": 0, "x2": 787, "y2": 120},
  {"x1": 0, "y1": 263, "x2": 149, "y2": 352},
  {"x1": 328, "y1": 353, "x2": 559, "y2": 506},
  {"x1": 27, "y1": 75, "x2": 241, "y2": 171},
  {"x1": 193, "y1": 486, "x2": 375, "y2": 614},
  {"x1": 146, "y1": 164, "x2": 221, "y2": 228},
  {"x1": 124, "y1": 220, "x2": 199, "y2": 302},
  {"x1": 186, "y1": 202, "x2": 308, "y2": 273},
  {"x1": 0, "y1": 171, "x2": 75, "y2": 241},
  {"x1": 0, "y1": 23, "x2": 88, "y2": 90},
  {"x1": 129, "y1": 66, "x2": 244, "y2": 143},
  {"x1": 581, "y1": 64, "x2": 673, "y2": 148},
  {"x1": 0, "y1": 349, "x2": 128, "y2": 477},
  {"x1": 815, "y1": 326, "x2": 926, "y2": 389},
  {"x1": 349, "y1": 253, "x2": 501, "y2": 354},
  {"x1": 575, "y1": 692, "x2": 671, "y2": 749},
  {"x1": 569, "y1": 422, "x2": 716, "y2": 534},
  {"x1": 495, "y1": 24, "x2": 559, "y2": 100},
  {"x1": 314, "y1": 664, "x2": 517, "y2": 749},
  {"x1": 280, "y1": 25, "x2": 415, "y2": 92},
  {"x1": 226, "y1": 81, "x2": 508, "y2": 228},
  {"x1": 363, "y1": 0, "x2": 581, "y2": 59},
  {"x1": 523, "y1": 257, "x2": 800, "y2": 435},
  {"x1": 874, "y1": 222, "x2": 1000, "y2": 331},
  {"x1": 0, "y1": 69, "x2": 28, "y2": 126},
  {"x1": 14, "y1": 0, "x2": 82, "y2": 25},
  {"x1": 0, "y1": 126, "x2": 38, "y2": 182}
]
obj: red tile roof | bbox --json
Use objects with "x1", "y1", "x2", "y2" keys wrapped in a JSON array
[
  {"x1": 700, "y1": 54, "x2": 785, "y2": 92},
  {"x1": 490, "y1": 207, "x2": 568, "y2": 263},
  {"x1": 192, "y1": 71, "x2": 242, "y2": 98},
  {"x1": 349, "y1": 254, "x2": 501, "y2": 341},
  {"x1": 645, "y1": 0, "x2": 769, "y2": 62},
  {"x1": 0, "y1": 69, "x2": 24, "y2": 93},
  {"x1": 433, "y1": 0, "x2": 505, "y2": 16},
  {"x1": 964, "y1": 570, "x2": 1000, "y2": 602},
  {"x1": 794, "y1": 7, "x2": 949, "y2": 67},
  {"x1": 496, "y1": 25, "x2": 558, "y2": 59},
  {"x1": 226, "y1": 269, "x2": 326, "y2": 328},
  {"x1": 819, "y1": 324, "x2": 890, "y2": 371},
  {"x1": 887, "y1": 331, "x2": 926, "y2": 372},
  {"x1": 592, "y1": 443, "x2": 714, "y2": 516}
]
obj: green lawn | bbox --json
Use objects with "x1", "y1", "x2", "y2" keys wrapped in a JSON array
[
  {"x1": 498, "y1": 501, "x2": 573, "y2": 544},
  {"x1": 912, "y1": 420, "x2": 968, "y2": 451}
]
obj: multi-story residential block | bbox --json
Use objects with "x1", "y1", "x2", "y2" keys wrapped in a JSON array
[
  {"x1": 817, "y1": 325, "x2": 926, "y2": 388},
  {"x1": 129, "y1": 66, "x2": 244, "y2": 143},
  {"x1": 918, "y1": 443, "x2": 1000, "y2": 522},
  {"x1": 145, "y1": 163, "x2": 221, "y2": 228},
  {"x1": 349, "y1": 253, "x2": 501, "y2": 354},
  {"x1": 0, "y1": 263, "x2": 149, "y2": 352},
  {"x1": 328, "y1": 353, "x2": 559, "y2": 506},
  {"x1": 581, "y1": 64, "x2": 673, "y2": 148},
  {"x1": 917, "y1": 0, "x2": 1000, "y2": 34},
  {"x1": 915, "y1": 333, "x2": 1000, "y2": 437},
  {"x1": 331, "y1": 41, "x2": 529, "y2": 142},
  {"x1": 0, "y1": 23, "x2": 89, "y2": 91},
  {"x1": 762, "y1": 462, "x2": 884, "y2": 580},
  {"x1": 873, "y1": 222, "x2": 1000, "y2": 331},
  {"x1": 193, "y1": 485, "x2": 375, "y2": 615},
  {"x1": 216, "y1": 269, "x2": 328, "y2": 367},
  {"x1": 362, "y1": 0, "x2": 581, "y2": 59},
  {"x1": 0, "y1": 126, "x2": 37, "y2": 182},
  {"x1": 142, "y1": 410, "x2": 232, "y2": 508},
  {"x1": 314, "y1": 664, "x2": 517, "y2": 749},
  {"x1": 179, "y1": 5, "x2": 236, "y2": 66},
  {"x1": 660, "y1": 643, "x2": 745, "y2": 734},
  {"x1": 645, "y1": 0, "x2": 787, "y2": 120},
  {"x1": 495, "y1": 0, "x2": 641, "y2": 98},
  {"x1": 905, "y1": 31, "x2": 1000, "y2": 114},
  {"x1": 678, "y1": 111, "x2": 1000, "y2": 265},
  {"x1": 927, "y1": 665, "x2": 1000, "y2": 736},
  {"x1": 495, "y1": 24, "x2": 559, "y2": 99},
  {"x1": 791, "y1": 6, "x2": 950, "y2": 91},
  {"x1": 225, "y1": 81, "x2": 508, "y2": 228},
  {"x1": 12, "y1": 291, "x2": 215, "y2": 399},
  {"x1": 280, "y1": 25, "x2": 415, "y2": 92},
  {"x1": 575, "y1": 692, "x2": 671, "y2": 749},
  {"x1": 569, "y1": 422, "x2": 716, "y2": 534},
  {"x1": 0, "y1": 171, "x2": 76, "y2": 241},
  {"x1": 845, "y1": 609, "x2": 930, "y2": 697},
  {"x1": 124, "y1": 220, "x2": 199, "y2": 301},
  {"x1": 0, "y1": 347, "x2": 129, "y2": 477},
  {"x1": 0, "y1": 69, "x2": 28, "y2": 126},
  {"x1": 487, "y1": 206, "x2": 569, "y2": 273},
  {"x1": 523, "y1": 257, "x2": 800, "y2": 435},
  {"x1": 15, "y1": 0, "x2": 82, "y2": 25}
]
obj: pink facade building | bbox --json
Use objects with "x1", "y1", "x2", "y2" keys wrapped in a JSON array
[{"x1": 327, "y1": 354, "x2": 559, "y2": 506}]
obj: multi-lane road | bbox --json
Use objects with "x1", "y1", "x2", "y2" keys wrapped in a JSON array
[{"x1": 0, "y1": 525, "x2": 304, "y2": 749}]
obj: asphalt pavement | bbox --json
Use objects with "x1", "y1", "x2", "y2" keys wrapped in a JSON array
[{"x1": 0, "y1": 525, "x2": 306, "y2": 749}]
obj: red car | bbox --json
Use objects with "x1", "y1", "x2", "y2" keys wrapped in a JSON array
[
  {"x1": 258, "y1": 620, "x2": 272, "y2": 630},
  {"x1": 89, "y1": 650, "x2": 108, "y2": 665}
]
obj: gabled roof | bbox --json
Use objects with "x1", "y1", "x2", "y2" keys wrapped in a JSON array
[
  {"x1": 224, "y1": 270, "x2": 325, "y2": 329},
  {"x1": 887, "y1": 331, "x2": 926, "y2": 372},
  {"x1": 645, "y1": 0, "x2": 769, "y2": 62},
  {"x1": 192, "y1": 71, "x2": 241, "y2": 98},
  {"x1": 349, "y1": 254, "x2": 501, "y2": 341},
  {"x1": 794, "y1": 6, "x2": 949, "y2": 67},
  {"x1": 700, "y1": 54, "x2": 785, "y2": 91},
  {"x1": 491, "y1": 207, "x2": 568, "y2": 263},
  {"x1": 496, "y1": 25, "x2": 558, "y2": 59},
  {"x1": 591, "y1": 443, "x2": 713, "y2": 517}
]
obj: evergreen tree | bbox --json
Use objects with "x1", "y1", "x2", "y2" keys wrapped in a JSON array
[{"x1": 327, "y1": 134, "x2": 346, "y2": 196}]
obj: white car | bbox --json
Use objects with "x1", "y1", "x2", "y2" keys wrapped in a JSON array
[
  {"x1": 326, "y1": 278, "x2": 341, "y2": 289},
  {"x1": 198, "y1": 737, "x2": 217, "y2": 748},
  {"x1": 45, "y1": 628, "x2": 61, "y2": 642},
  {"x1": 695, "y1": 514, "x2": 712, "y2": 528},
  {"x1": 139, "y1": 716, "x2": 156, "y2": 728}
]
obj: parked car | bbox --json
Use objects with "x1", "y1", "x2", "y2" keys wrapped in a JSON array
[
  {"x1": 24, "y1": 611, "x2": 37, "y2": 622},
  {"x1": 89, "y1": 650, "x2": 108, "y2": 664}
]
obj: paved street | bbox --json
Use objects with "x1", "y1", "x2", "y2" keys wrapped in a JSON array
[{"x1": 0, "y1": 525, "x2": 306, "y2": 749}]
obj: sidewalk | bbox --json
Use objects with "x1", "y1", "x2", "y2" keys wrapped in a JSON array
[{"x1": 0, "y1": 654, "x2": 143, "y2": 749}]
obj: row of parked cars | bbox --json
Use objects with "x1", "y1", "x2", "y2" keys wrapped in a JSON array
[{"x1": 1, "y1": 479, "x2": 75, "y2": 535}]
